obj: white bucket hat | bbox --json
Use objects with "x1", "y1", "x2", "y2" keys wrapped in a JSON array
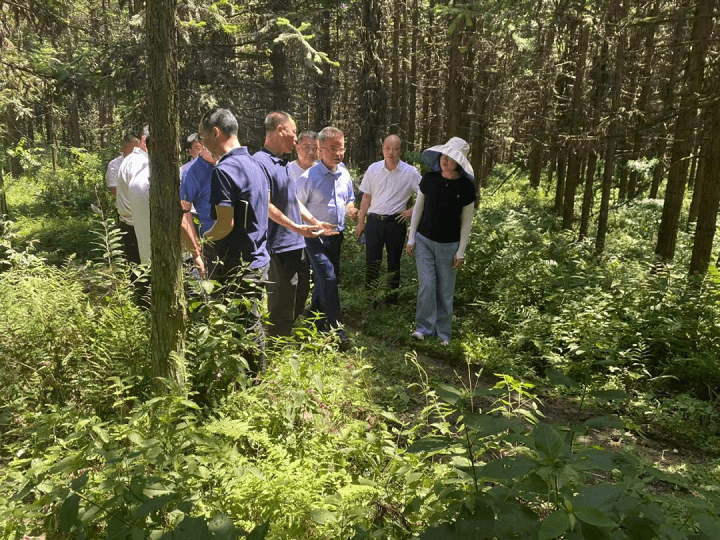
[{"x1": 422, "y1": 137, "x2": 474, "y2": 180}]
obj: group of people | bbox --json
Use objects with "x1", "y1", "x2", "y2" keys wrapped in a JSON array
[{"x1": 104, "y1": 107, "x2": 476, "y2": 363}]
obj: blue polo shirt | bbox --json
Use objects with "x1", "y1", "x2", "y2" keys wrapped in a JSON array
[
  {"x1": 296, "y1": 161, "x2": 355, "y2": 232},
  {"x1": 181, "y1": 155, "x2": 215, "y2": 236},
  {"x1": 253, "y1": 148, "x2": 305, "y2": 255},
  {"x1": 209, "y1": 146, "x2": 270, "y2": 271}
]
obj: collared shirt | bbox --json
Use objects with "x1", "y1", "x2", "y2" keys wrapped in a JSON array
[
  {"x1": 288, "y1": 160, "x2": 307, "y2": 182},
  {"x1": 116, "y1": 147, "x2": 149, "y2": 226},
  {"x1": 359, "y1": 159, "x2": 421, "y2": 215},
  {"x1": 128, "y1": 163, "x2": 151, "y2": 264},
  {"x1": 209, "y1": 146, "x2": 269, "y2": 270},
  {"x1": 296, "y1": 161, "x2": 355, "y2": 232},
  {"x1": 253, "y1": 147, "x2": 305, "y2": 255},
  {"x1": 105, "y1": 155, "x2": 124, "y2": 189},
  {"x1": 181, "y1": 155, "x2": 215, "y2": 236},
  {"x1": 180, "y1": 158, "x2": 195, "y2": 179}
]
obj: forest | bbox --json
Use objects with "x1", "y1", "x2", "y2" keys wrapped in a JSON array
[{"x1": 2, "y1": 0, "x2": 720, "y2": 538}]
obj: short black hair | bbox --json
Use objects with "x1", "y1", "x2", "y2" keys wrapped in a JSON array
[
  {"x1": 122, "y1": 133, "x2": 139, "y2": 145},
  {"x1": 200, "y1": 108, "x2": 238, "y2": 137},
  {"x1": 297, "y1": 131, "x2": 318, "y2": 143}
]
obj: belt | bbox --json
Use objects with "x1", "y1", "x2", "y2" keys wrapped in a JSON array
[{"x1": 368, "y1": 213, "x2": 401, "y2": 221}]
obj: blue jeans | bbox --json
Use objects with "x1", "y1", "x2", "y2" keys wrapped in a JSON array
[
  {"x1": 305, "y1": 233, "x2": 344, "y2": 333},
  {"x1": 414, "y1": 232, "x2": 459, "y2": 342}
]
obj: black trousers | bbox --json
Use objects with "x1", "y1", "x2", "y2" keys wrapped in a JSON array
[
  {"x1": 118, "y1": 220, "x2": 141, "y2": 264},
  {"x1": 267, "y1": 248, "x2": 310, "y2": 337},
  {"x1": 365, "y1": 214, "x2": 407, "y2": 298}
]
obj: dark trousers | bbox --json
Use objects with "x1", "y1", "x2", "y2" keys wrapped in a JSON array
[
  {"x1": 365, "y1": 214, "x2": 407, "y2": 300},
  {"x1": 118, "y1": 220, "x2": 141, "y2": 264},
  {"x1": 305, "y1": 233, "x2": 344, "y2": 330},
  {"x1": 267, "y1": 248, "x2": 310, "y2": 337}
]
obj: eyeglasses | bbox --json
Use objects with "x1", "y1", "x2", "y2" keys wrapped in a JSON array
[{"x1": 321, "y1": 145, "x2": 345, "y2": 153}]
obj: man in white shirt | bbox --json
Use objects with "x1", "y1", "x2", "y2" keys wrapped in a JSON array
[
  {"x1": 355, "y1": 135, "x2": 421, "y2": 305},
  {"x1": 105, "y1": 134, "x2": 138, "y2": 197},
  {"x1": 117, "y1": 126, "x2": 150, "y2": 264},
  {"x1": 288, "y1": 131, "x2": 319, "y2": 181}
]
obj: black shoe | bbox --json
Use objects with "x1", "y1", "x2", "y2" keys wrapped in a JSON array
[{"x1": 337, "y1": 330, "x2": 351, "y2": 351}]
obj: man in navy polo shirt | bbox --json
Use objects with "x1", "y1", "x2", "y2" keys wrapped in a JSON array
[
  {"x1": 296, "y1": 126, "x2": 357, "y2": 349},
  {"x1": 253, "y1": 111, "x2": 333, "y2": 337},
  {"x1": 200, "y1": 107, "x2": 270, "y2": 372}
]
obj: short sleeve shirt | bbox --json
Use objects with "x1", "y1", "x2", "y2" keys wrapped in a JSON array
[
  {"x1": 181, "y1": 155, "x2": 215, "y2": 236},
  {"x1": 417, "y1": 171, "x2": 476, "y2": 243},
  {"x1": 116, "y1": 147, "x2": 149, "y2": 226},
  {"x1": 209, "y1": 146, "x2": 270, "y2": 271},
  {"x1": 359, "y1": 160, "x2": 421, "y2": 215},
  {"x1": 105, "y1": 155, "x2": 124, "y2": 189},
  {"x1": 296, "y1": 161, "x2": 355, "y2": 232},
  {"x1": 253, "y1": 148, "x2": 305, "y2": 255},
  {"x1": 288, "y1": 160, "x2": 306, "y2": 182}
]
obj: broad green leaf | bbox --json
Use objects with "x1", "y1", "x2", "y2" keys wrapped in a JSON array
[
  {"x1": 547, "y1": 368, "x2": 580, "y2": 389},
  {"x1": 574, "y1": 506, "x2": 617, "y2": 528},
  {"x1": 480, "y1": 456, "x2": 535, "y2": 480},
  {"x1": 247, "y1": 521, "x2": 270, "y2": 540},
  {"x1": 532, "y1": 423, "x2": 564, "y2": 459},
  {"x1": 131, "y1": 526, "x2": 145, "y2": 540},
  {"x1": 134, "y1": 493, "x2": 176, "y2": 519},
  {"x1": 432, "y1": 382, "x2": 466, "y2": 405},
  {"x1": 59, "y1": 493, "x2": 80, "y2": 533},
  {"x1": 695, "y1": 513, "x2": 720, "y2": 538},
  {"x1": 539, "y1": 509, "x2": 570, "y2": 540},
  {"x1": 171, "y1": 516, "x2": 211, "y2": 540},
  {"x1": 573, "y1": 449, "x2": 615, "y2": 471},
  {"x1": 464, "y1": 413, "x2": 516, "y2": 438},
  {"x1": 310, "y1": 509, "x2": 337, "y2": 525},
  {"x1": 407, "y1": 435, "x2": 452, "y2": 454},
  {"x1": 493, "y1": 501, "x2": 539, "y2": 538},
  {"x1": 208, "y1": 514, "x2": 246, "y2": 540},
  {"x1": 71, "y1": 472, "x2": 89, "y2": 491}
]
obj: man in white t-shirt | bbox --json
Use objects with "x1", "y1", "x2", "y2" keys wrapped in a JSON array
[
  {"x1": 355, "y1": 135, "x2": 421, "y2": 305},
  {"x1": 105, "y1": 134, "x2": 138, "y2": 197},
  {"x1": 117, "y1": 127, "x2": 150, "y2": 264},
  {"x1": 288, "y1": 131, "x2": 318, "y2": 181}
]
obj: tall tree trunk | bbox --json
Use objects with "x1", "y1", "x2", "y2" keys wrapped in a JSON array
[
  {"x1": 655, "y1": 0, "x2": 714, "y2": 261},
  {"x1": 0, "y1": 166, "x2": 7, "y2": 216},
  {"x1": 147, "y1": 0, "x2": 186, "y2": 388},
  {"x1": 687, "y1": 120, "x2": 710, "y2": 227},
  {"x1": 407, "y1": 0, "x2": 419, "y2": 150},
  {"x1": 649, "y1": 3, "x2": 689, "y2": 199},
  {"x1": 445, "y1": 14, "x2": 465, "y2": 137},
  {"x1": 689, "y1": 100, "x2": 720, "y2": 277},
  {"x1": 390, "y1": 0, "x2": 401, "y2": 133},
  {"x1": 356, "y1": 0, "x2": 386, "y2": 171},
  {"x1": 313, "y1": 9, "x2": 333, "y2": 128},
  {"x1": 553, "y1": 151, "x2": 566, "y2": 214},
  {"x1": 578, "y1": 149, "x2": 597, "y2": 240},
  {"x1": 596, "y1": 0, "x2": 627, "y2": 257},
  {"x1": 562, "y1": 20, "x2": 589, "y2": 231}
]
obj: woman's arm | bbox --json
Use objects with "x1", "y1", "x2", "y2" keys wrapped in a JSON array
[
  {"x1": 405, "y1": 190, "x2": 425, "y2": 255},
  {"x1": 453, "y1": 202, "x2": 475, "y2": 268}
]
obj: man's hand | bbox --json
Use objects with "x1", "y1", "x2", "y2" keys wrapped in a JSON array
[
  {"x1": 346, "y1": 203, "x2": 358, "y2": 220},
  {"x1": 180, "y1": 200, "x2": 192, "y2": 212},
  {"x1": 296, "y1": 224, "x2": 324, "y2": 238},
  {"x1": 397, "y1": 208, "x2": 413, "y2": 223},
  {"x1": 315, "y1": 221, "x2": 339, "y2": 236},
  {"x1": 193, "y1": 251, "x2": 206, "y2": 278},
  {"x1": 355, "y1": 220, "x2": 365, "y2": 240}
]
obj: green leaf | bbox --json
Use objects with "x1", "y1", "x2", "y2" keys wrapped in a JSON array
[
  {"x1": 574, "y1": 506, "x2": 617, "y2": 528},
  {"x1": 407, "y1": 435, "x2": 452, "y2": 454},
  {"x1": 695, "y1": 513, "x2": 720, "y2": 538},
  {"x1": 310, "y1": 509, "x2": 337, "y2": 525},
  {"x1": 493, "y1": 501, "x2": 539, "y2": 538},
  {"x1": 172, "y1": 516, "x2": 211, "y2": 540},
  {"x1": 134, "y1": 493, "x2": 176, "y2": 519},
  {"x1": 582, "y1": 416, "x2": 624, "y2": 429},
  {"x1": 208, "y1": 514, "x2": 246, "y2": 540},
  {"x1": 71, "y1": 472, "x2": 89, "y2": 491},
  {"x1": 432, "y1": 382, "x2": 465, "y2": 405},
  {"x1": 464, "y1": 414, "x2": 516, "y2": 438},
  {"x1": 547, "y1": 368, "x2": 580, "y2": 389},
  {"x1": 132, "y1": 526, "x2": 146, "y2": 540},
  {"x1": 532, "y1": 423, "x2": 564, "y2": 459},
  {"x1": 59, "y1": 493, "x2": 80, "y2": 533},
  {"x1": 539, "y1": 509, "x2": 570, "y2": 540},
  {"x1": 246, "y1": 521, "x2": 270, "y2": 540},
  {"x1": 480, "y1": 456, "x2": 535, "y2": 480}
]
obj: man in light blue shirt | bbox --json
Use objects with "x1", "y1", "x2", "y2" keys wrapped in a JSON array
[{"x1": 296, "y1": 126, "x2": 357, "y2": 349}]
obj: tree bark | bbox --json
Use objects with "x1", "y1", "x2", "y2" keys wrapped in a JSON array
[
  {"x1": 578, "y1": 149, "x2": 597, "y2": 240},
  {"x1": 407, "y1": 0, "x2": 419, "y2": 150},
  {"x1": 147, "y1": 0, "x2": 187, "y2": 388},
  {"x1": 689, "y1": 100, "x2": 720, "y2": 277},
  {"x1": 655, "y1": 0, "x2": 714, "y2": 261},
  {"x1": 596, "y1": 0, "x2": 627, "y2": 257}
]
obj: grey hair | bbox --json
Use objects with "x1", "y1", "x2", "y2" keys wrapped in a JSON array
[
  {"x1": 264, "y1": 111, "x2": 292, "y2": 134},
  {"x1": 318, "y1": 126, "x2": 343, "y2": 143},
  {"x1": 297, "y1": 131, "x2": 318, "y2": 143}
]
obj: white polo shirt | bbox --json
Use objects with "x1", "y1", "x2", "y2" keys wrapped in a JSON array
[
  {"x1": 105, "y1": 155, "x2": 124, "y2": 189},
  {"x1": 359, "y1": 159, "x2": 421, "y2": 216},
  {"x1": 116, "y1": 147, "x2": 148, "y2": 226}
]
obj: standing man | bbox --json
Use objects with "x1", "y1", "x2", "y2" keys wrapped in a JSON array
[
  {"x1": 200, "y1": 108, "x2": 270, "y2": 372},
  {"x1": 105, "y1": 134, "x2": 138, "y2": 198},
  {"x1": 180, "y1": 140, "x2": 217, "y2": 276},
  {"x1": 297, "y1": 126, "x2": 357, "y2": 349},
  {"x1": 288, "y1": 131, "x2": 319, "y2": 181},
  {"x1": 180, "y1": 133, "x2": 203, "y2": 178},
  {"x1": 355, "y1": 135, "x2": 421, "y2": 305},
  {"x1": 116, "y1": 129, "x2": 148, "y2": 264},
  {"x1": 254, "y1": 112, "x2": 330, "y2": 337}
]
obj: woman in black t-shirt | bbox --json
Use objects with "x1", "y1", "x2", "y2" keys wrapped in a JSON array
[{"x1": 406, "y1": 137, "x2": 476, "y2": 345}]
